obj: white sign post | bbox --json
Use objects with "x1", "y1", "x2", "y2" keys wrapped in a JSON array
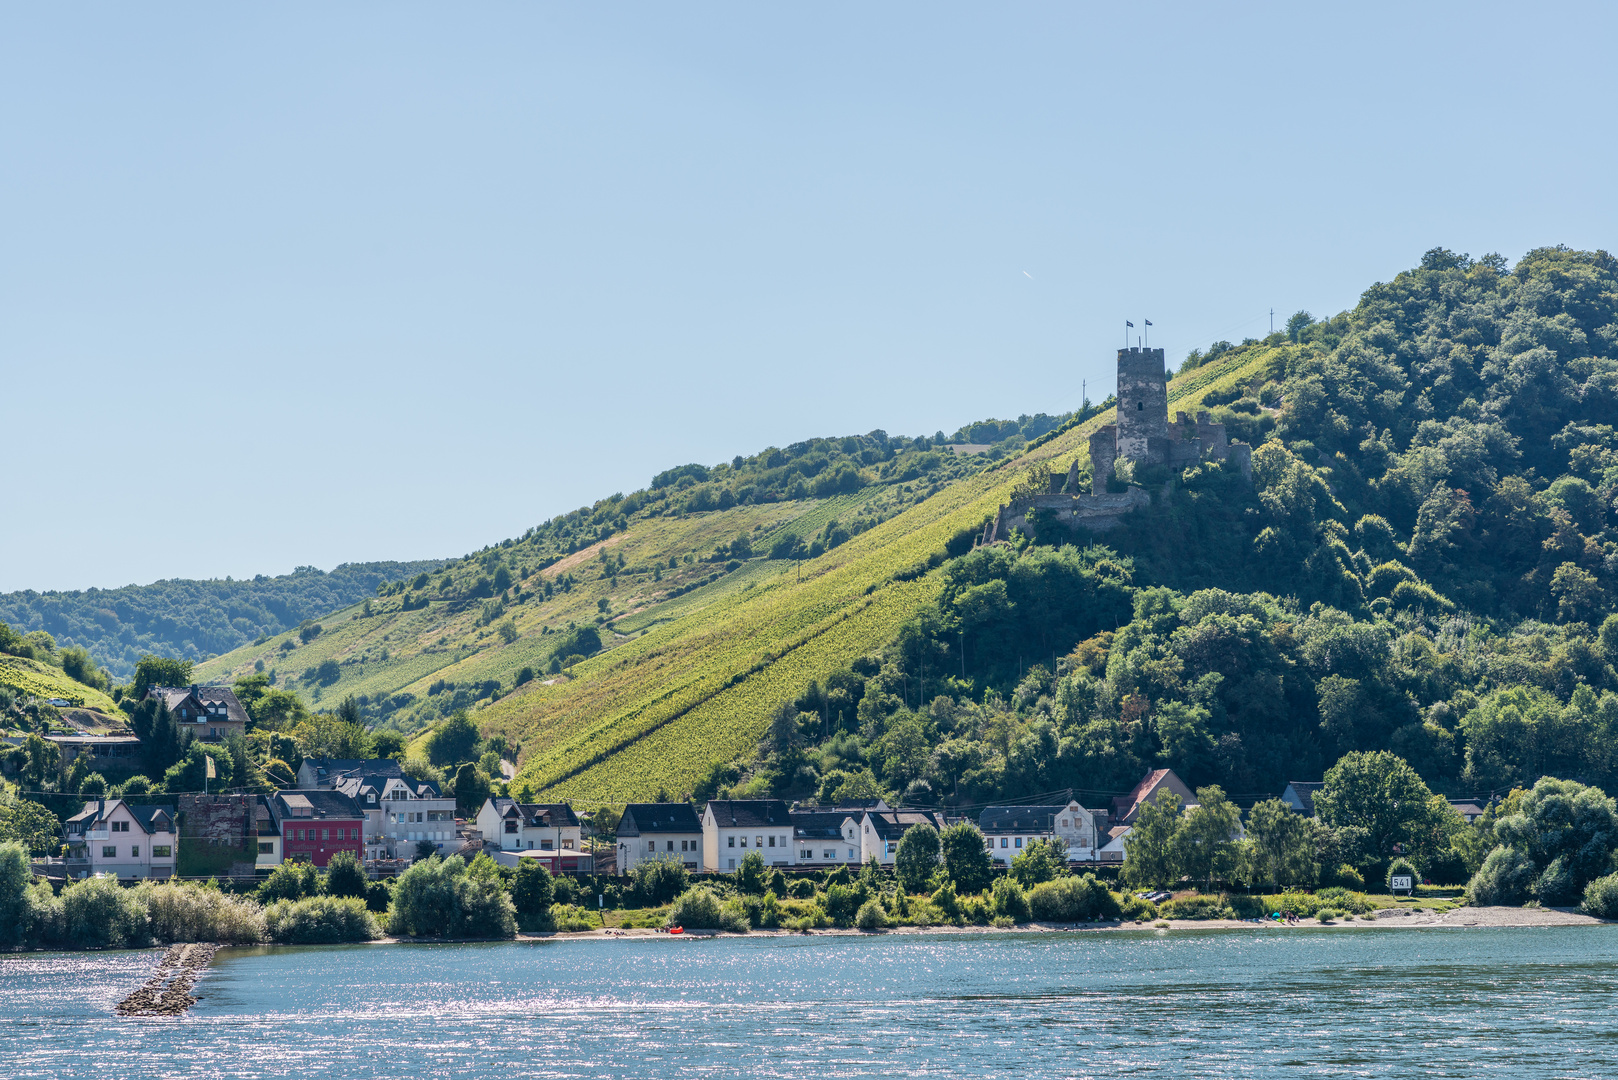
[{"x1": 1390, "y1": 874, "x2": 1414, "y2": 896}]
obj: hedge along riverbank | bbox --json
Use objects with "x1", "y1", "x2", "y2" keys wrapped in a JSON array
[{"x1": 0, "y1": 843, "x2": 516, "y2": 951}]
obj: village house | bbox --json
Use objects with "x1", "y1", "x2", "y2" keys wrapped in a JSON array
[
  {"x1": 702, "y1": 799, "x2": 792, "y2": 871},
  {"x1": 977, "y1": 799, "x2": 1099, "y2": 866},
  {"x1": 476, "y1": 797, "x2": 583, "y2": 854},
  {"x1": 265, "y1": 790, "x2": 365, "y2": 868},
  {"x1": 616, "y1": 802, "x2": 704, "y2": 875},
  {"x1": 1280, "y1": 781, "x2": 1323, "y2": 816},
  {"x1": 145, "y1": 685, "x2": 249, "y2": 742},
  {"x1": 858, "y1": 808, "x2": 948, "y2": 865},
  {"x1": 63, "y1": 799, "x2": 177, "y2": 880},
  {"x1": 334, "y1": 772, "x2": 457, "y2": 862},
  {"x1": 790, "y1": 808, "x2": 863, "y2": 867},
  {"x1": 1112, "y1": 769, "x2": 1197, "y2": 824}
]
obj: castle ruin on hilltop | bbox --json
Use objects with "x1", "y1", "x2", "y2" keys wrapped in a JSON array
[{"x1": 982, "y1": 346, "x2": 1253, "y2": 539}]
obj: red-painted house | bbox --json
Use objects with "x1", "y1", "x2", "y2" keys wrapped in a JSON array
[{"x1": 268, "y1": 790, "x2": 365, "y2": 867}]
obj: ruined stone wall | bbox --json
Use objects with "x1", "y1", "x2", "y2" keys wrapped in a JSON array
[
  {"x1": 177, "y1": 794, "x2": 255, "y2": 845},
  {"x1": 1115, "y1": 347, "x2": 1169, "y2": 461}
]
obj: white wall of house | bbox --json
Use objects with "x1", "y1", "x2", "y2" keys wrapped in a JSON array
[
  {"x1": 476, "y1": 800, "x2": 583, "y2": 853},
  {"x1": 618, "y1": 833, "x2": 704, "y2": 875},
  {"x1": 76, "y1": 804, "x2": 176, "y2": 880},
  {"x1": 984, "y1": 801, "x2": 1099, "y2": 866},
  {"x1": 702, "y1": 810, "x2": 793, "y2": 871},
  {"x1": 377, "y1": 781, "x2": 458, "y2": 857}
]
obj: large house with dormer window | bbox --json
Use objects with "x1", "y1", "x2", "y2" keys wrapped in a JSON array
[
  {"x1": 978, "y1": 798, "x2": 1100, "y2": 866},
  {"x1": 476, "y1": 797, "x2": 582, "y2": 855},
  {"x1": 333, "y1": 772, "x2": 457, "y2": 862},
  {"x1": 63, "y1": 799, "x2": 177, "y2": 880},
  {"x1": 145, "y1": 685, "x2": 249, "y2": 742}
]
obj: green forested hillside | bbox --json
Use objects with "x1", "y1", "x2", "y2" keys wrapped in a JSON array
[
  {"x1": 193, "y1": 246, "x2": 1618, "y2": 818},
  {"x1": 0, "y1": 562, "x2": 445, "y2": 680}
]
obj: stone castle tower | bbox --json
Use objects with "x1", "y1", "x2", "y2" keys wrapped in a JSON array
[
  {"x1": 1087, "y1": 346, "x2": 1251, "y2": 496},
  {"x1": 980, "y1": 342, "x2": 1254, "y2": 542}
]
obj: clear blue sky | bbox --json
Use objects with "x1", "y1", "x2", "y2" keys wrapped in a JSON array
[{"x1": 3, "y1": 2, "x2": 1614, "y2": 592}]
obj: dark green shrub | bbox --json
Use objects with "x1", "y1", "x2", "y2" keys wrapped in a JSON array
[
  {"x1": 265, "y1": 896, "x2": 380, "y2": 944},
  {"x1": 990, "y1": 876, "x2": 1030, "y2": 923},
  {"x1": 855, "y1": 899, "x2": 887, "y2": 930},
  {"x1": 1469, "y1": 847, "x2": 1537, "y2": 906},
  {"x1": 1581, "y1": 873, "x2": 1618, "y2": 918},
  {"x1": 1028, "y1": 874, "x2": 1121, "y2": 922},
  {"x1": 664, "y1": 887, "x2": 724, "y2": 929},
  {"x1": 323, "y1": 851, "x2": 367, "y2": 899}
]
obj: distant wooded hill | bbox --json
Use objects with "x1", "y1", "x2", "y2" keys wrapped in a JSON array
[{"x1": 0, "y1": 562, "x2": 445, "y2": 681}]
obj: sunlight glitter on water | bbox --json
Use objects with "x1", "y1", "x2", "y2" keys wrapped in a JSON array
[{"x1": 6, "y1": 929, "x2": 1618, "y2": 1079}]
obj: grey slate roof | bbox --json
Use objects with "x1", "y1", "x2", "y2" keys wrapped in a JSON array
[
  {"x1": 618, "y1": 803, "x2": 702, "y2": 837},
  {"x1": 67, "y1": 798, "x2": 176, "y2": 834},
  {"x1": 790, "y1": 810, "x2": 854, "y2": 841},
  {"x1": 705, "y1": 799, "x2": 791, "y2": 829},
  {"x1": 977, "y1": 805, "x2": 1069, "y2": 835},
  {"x1": 271, "y1": 790, "x2": 365, "y2": 824},
  {"x1": 864, "y1": 809, "x2": 947, "y2": 840},
  {"x1": 147, "y1": 685, "x2": 250, "y2": 725},
  {"x1": 1284, "y1": 781, "x2": 1324, "y2": 815},
  {"x1": 305, "y1": 757, "x2": 406, "y2": 784},
  {"x1": 335, "y1": 775, "x2": 443, "y2": 804},
  {"x1": 490, "y1": 797, "x2": 580, "y2": 828}
]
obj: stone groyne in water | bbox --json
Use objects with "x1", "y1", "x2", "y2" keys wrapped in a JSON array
[{"x1": 115, "y1": 943, "x2": 218, "y2": 1017}]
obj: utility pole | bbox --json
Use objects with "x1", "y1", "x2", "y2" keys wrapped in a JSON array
[{"x1": 1270, "y1": 308, "x2": 1274, "y2": 335}]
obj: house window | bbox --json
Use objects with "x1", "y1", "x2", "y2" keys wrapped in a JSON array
[
  {"x1": 647, "y1": 841, "x2": 656, "y2": 853},
  {"x1": 780, "y1": 835, "x2": 787, "y2": 847},
  {"x1": 505, "y1": 821, "x2": 518, "y2": 833},
  {"x1": 728, "y1": 836, "x2": 735, "y2": 848},
  {"x1": 1015, "y1": 838, "x2": 1023, "y2": 848},
  {"x1": 847, "y1": 849, "x2": 855, "y2": 860},
  {"x1": 131, "y1": 846, "x2": 140, "y2": 858},
  {"x1": 667, "y1": 841, "x2": 675, "y2": 852},
  {"x1": 739, "y1": 837, "x2": 747, "y2": 848},
  {"x1": 322, "y1": 830, "x2": 331, "y2": 841},
  {"x1": 754, "y1": 836, "x2": 763, "y2": 848},
  {"x1": 886, "y1": 842, "x2": 897, "y2": 855},
  {"x1": 680, "y1": 840, "x2": 688, "y2": 852},
  {"x1": 768, "y1": 836, "x2": 775, "y2": 848},
  {"x1": 822, "y1": 849, "x2": 834, "y2": 860},
  {"x1": 541, "y1": 840, "x2": 553, "y2": 850},
  {"x1": 1000, "y1": 838, "x2": 1008, "y2": 848},
  {"x1": 800, "y1": 849, "x2": 812, "y2": 859},
  {"x1": 1061, "y1": 819, "x2": 1069, "y2": 827},
  {"x1": 103, "y1": 846, "x2": 117, "y2": 858},
  {"x1": 728, "y1": 859, "x2": 736, "y2": 870},
  {"x1": 114, "y1": 821, "x2": 129, "y2": 833},
  {"x1": 153, "y1": 846, "x2": 172, "y2": 858},
  {"x1": 258, "y1": 843, "x2": 274, "y2": 855},
  {"x1": 527, "y1": 840, "x2": 534, "y2": 849}
]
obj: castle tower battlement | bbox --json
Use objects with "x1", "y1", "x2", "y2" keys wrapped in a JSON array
[{"x1": 1115, "y1": 347, "x2": 1169, "y2": 460}]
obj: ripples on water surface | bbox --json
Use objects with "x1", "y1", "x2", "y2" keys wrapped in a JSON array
[{"x1": 5, "y1": 926, "x2": 1618, "y2": 1078}]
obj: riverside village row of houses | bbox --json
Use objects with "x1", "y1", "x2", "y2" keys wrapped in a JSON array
[{"x1": 38, "y1": 686, "x2": 1493, "y2": 883}]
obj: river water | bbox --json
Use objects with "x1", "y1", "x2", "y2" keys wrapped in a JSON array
[{"x1": 6, "y1": 926, "x2": 1618, "y2": 1078}]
